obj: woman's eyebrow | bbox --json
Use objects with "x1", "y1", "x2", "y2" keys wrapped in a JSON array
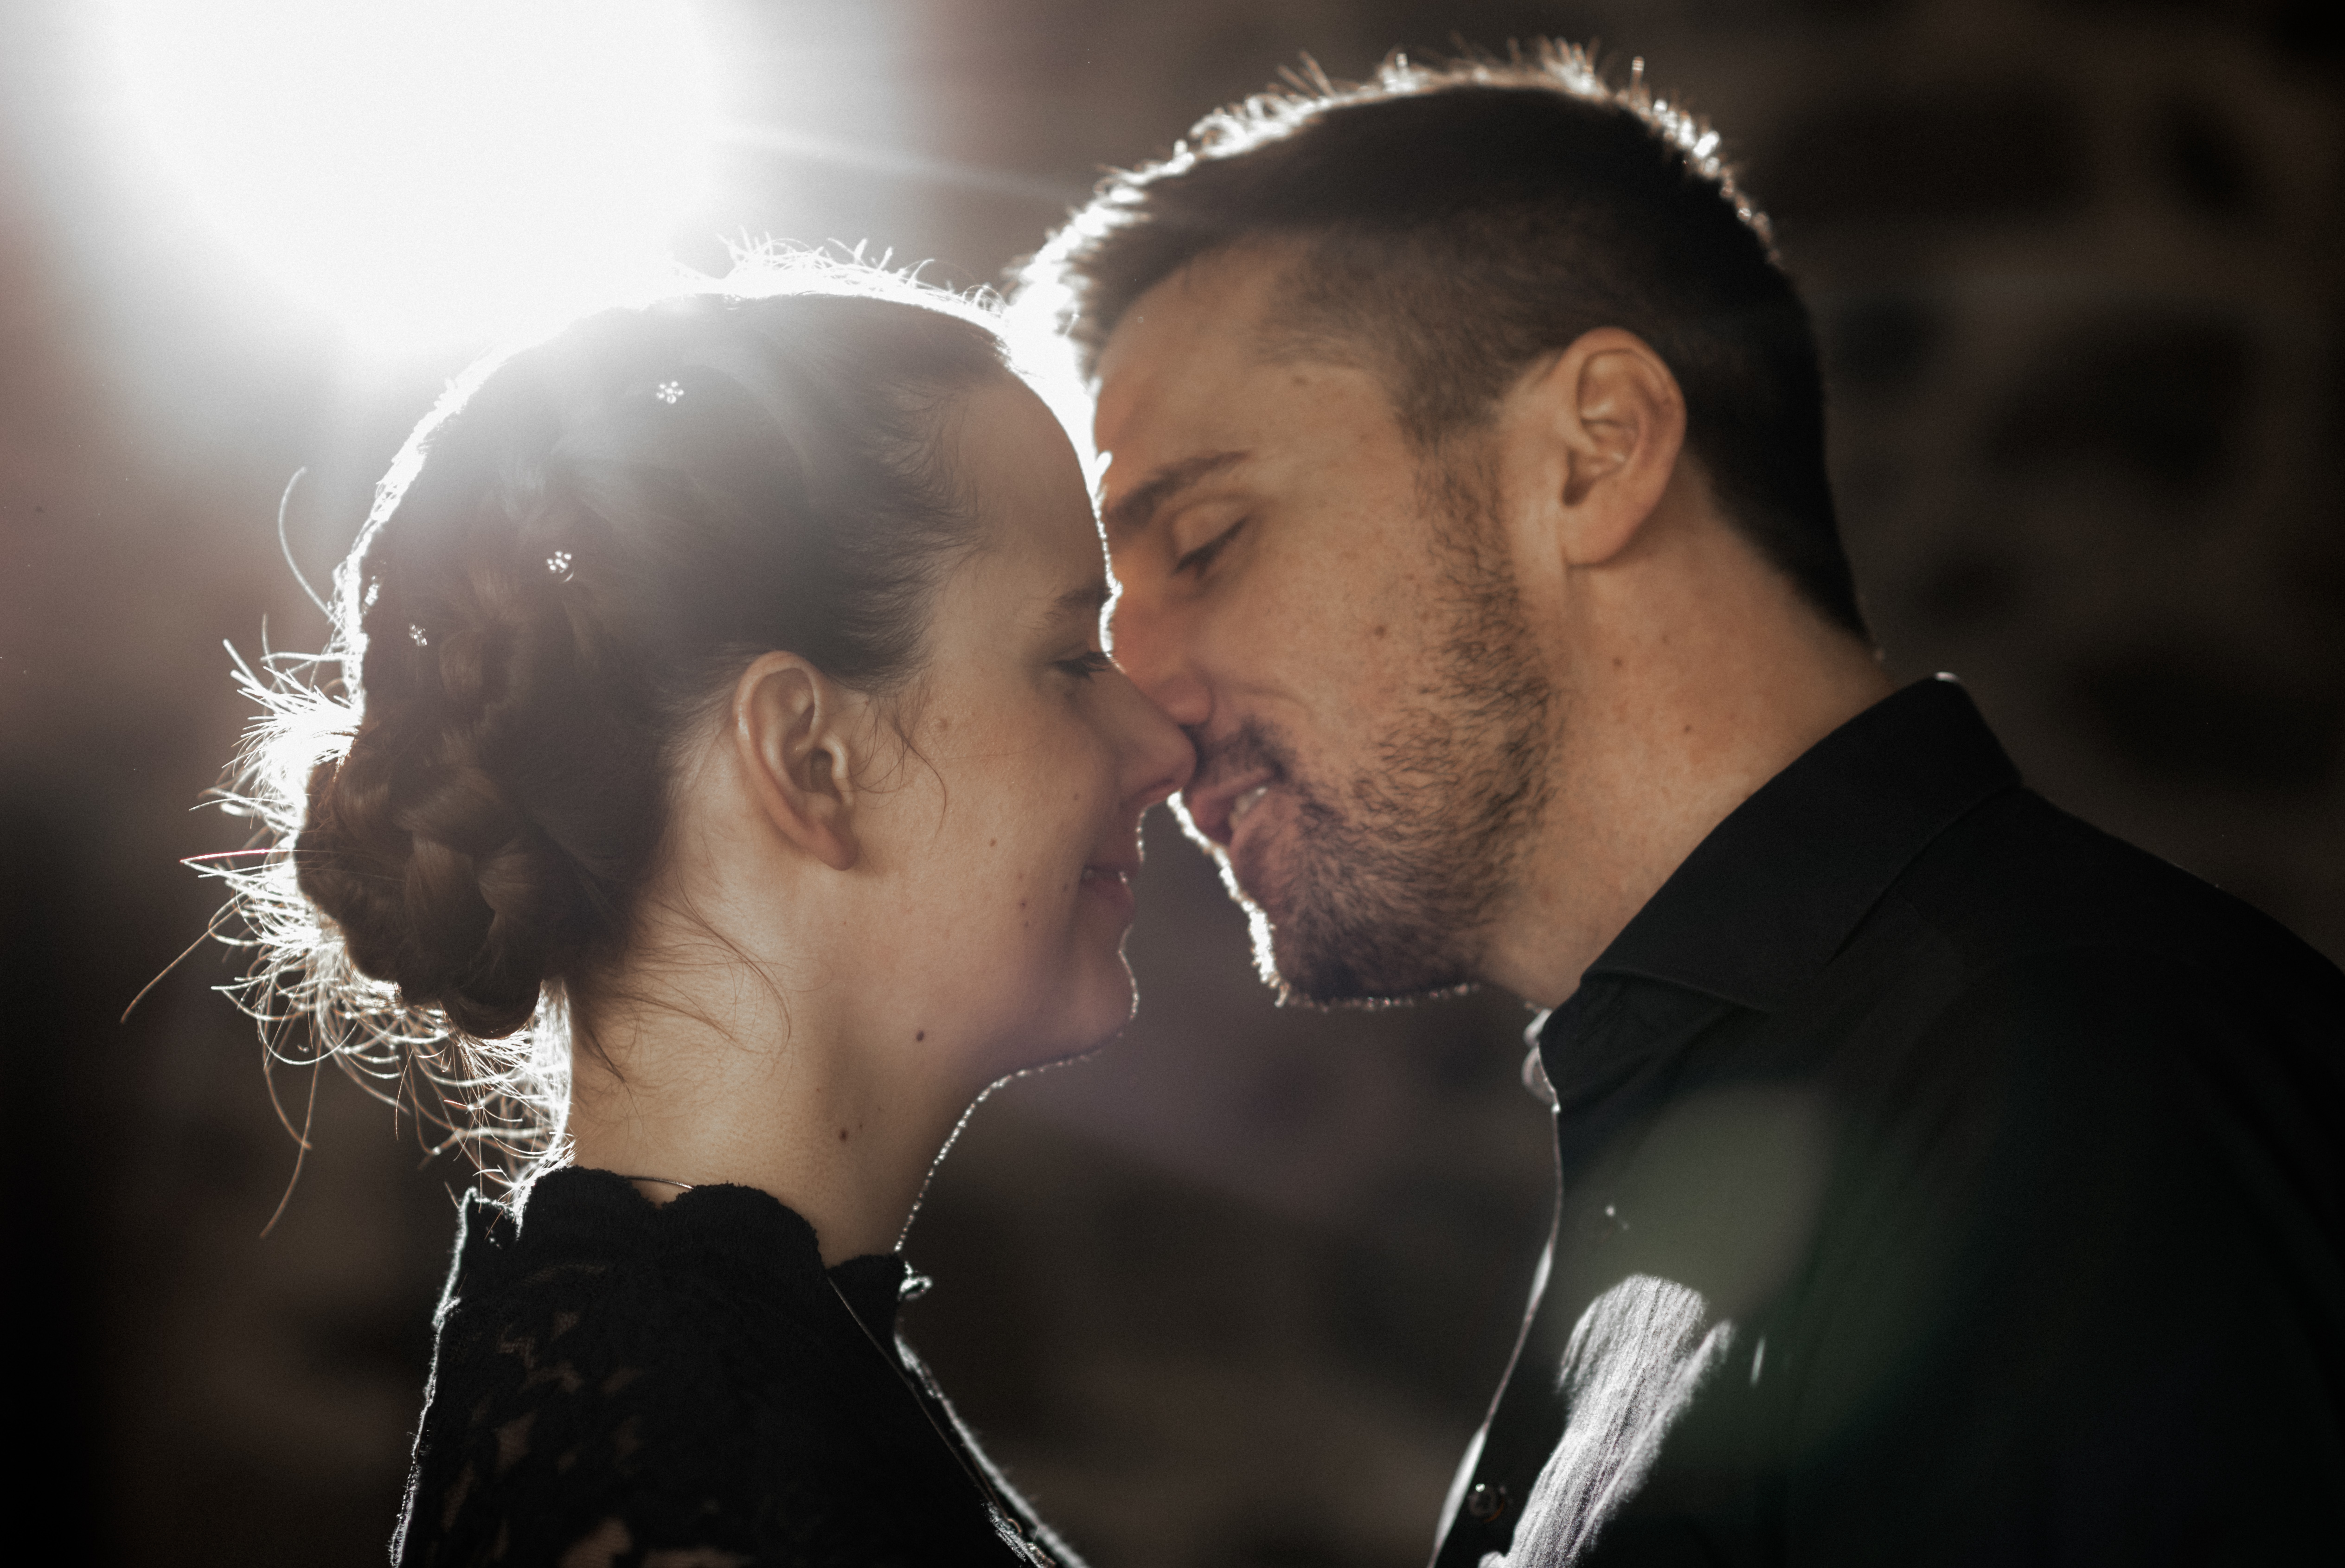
[
  {"x1": 1102, "y1": 449, "x2": 1248, "y2": 539},
  {"x1": 1036, "y1": 579, "x2": 1116, "y2": 633},
  {"x1": 1043, "y1": 580, "x2": 1111, "y2": 624}
]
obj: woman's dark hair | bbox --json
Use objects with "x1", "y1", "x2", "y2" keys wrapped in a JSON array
[{"x1": 219, "y1": 261, "x2": 1016, "y2": 1160}]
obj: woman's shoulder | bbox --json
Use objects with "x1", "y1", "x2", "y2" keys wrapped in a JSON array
[
  {"x1": 396, "y1": 1169, "x2": 1033, "y2": 1566},
  {"x1": 440, "y1": 1168, "x2": 840, "y2": 1338}
]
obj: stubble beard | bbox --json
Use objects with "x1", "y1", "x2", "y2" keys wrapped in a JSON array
[{"x1": 1212, "y1": 451, "x2": 1556, "y2": 1007}]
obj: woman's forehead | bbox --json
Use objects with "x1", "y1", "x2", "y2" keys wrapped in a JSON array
[{"x1": 958, "y1": 382, "x2": 1098, "y2": 549}]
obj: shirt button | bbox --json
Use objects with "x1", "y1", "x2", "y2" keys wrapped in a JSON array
[{"x1": 1465, "y1": 1482, "x2": 1510, "y2": 1523}]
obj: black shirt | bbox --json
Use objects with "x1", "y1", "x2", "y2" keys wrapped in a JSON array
[
  {"x1": 1432, "y1": 677, "x2": 2345, "y2": 1567},
  {"x1": 395, "y1": 1166, "x2": 1076, "y2": 1567}
]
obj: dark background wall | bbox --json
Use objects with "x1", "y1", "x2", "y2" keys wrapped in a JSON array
[{"x1": 3, "y1": 2, "x2": 2339, "y2": 1564}]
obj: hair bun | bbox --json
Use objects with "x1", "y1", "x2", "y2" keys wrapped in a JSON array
[
  {"x1": 226, "y1": 269, "x2": 1014, "y2": 1164},
  {"x1": 297, "y1": 617, "x2": 593, "y2": 1041}
]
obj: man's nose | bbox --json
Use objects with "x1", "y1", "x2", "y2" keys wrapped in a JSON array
[{"x1": 1109, "y1": 594, "x2": 1211, "y2": 730}]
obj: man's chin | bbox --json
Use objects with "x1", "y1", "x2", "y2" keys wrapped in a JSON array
[
  {"x1": 1228, "y1": 875, "x2": 1346, "y2": 1007},
  {"x1": 1248, "y1": 903, "x2": 1479, "y2": 1011},
  {"x1": 1214, "y1": 816, "x2": 1482, "y2": 1005}
]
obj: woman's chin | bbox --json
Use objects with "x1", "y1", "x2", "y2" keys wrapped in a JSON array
[{"x1": 992, "y1": 965, "x2": 1135, "y2": 1081}]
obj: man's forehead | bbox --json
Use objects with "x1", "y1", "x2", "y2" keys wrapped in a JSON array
[
  {"x1": 1097, "y1": 262, "x2": 1274, "y2": 410},
  {"x1": 1093, "y1": 247, "x2": 1351, "y2": 507}
]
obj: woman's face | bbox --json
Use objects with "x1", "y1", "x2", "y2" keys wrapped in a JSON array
[{"x1": 860, "y1": 378, "x2": 1192, "y2": 1084}]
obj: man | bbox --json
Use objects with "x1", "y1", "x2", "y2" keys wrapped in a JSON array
[{"x1": 1017, "y1": 43, "x2": 2345, "y2": 1566}]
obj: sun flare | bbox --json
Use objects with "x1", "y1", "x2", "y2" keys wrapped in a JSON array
[{"x1": 102, "y1": 0, "x2": 712, "y2": 354}]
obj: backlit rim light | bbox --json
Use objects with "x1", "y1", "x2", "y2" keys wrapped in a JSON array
[{"x1": 102, "y1": 0, "x2": 713, "y2": 354}]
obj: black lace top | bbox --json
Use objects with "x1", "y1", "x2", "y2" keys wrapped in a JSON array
[{"x1": 393, "y1": 1167, "x2": 1075, "y2": 1567}]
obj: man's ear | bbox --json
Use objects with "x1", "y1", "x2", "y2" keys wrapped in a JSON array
[
  {"x1": 732, "y1": 652, "x2": 861, "y2": 872},
  {"x1": 1511, "y1": 327, "x2": 1689, "y2": 569}
]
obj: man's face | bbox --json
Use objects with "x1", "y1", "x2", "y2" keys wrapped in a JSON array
[{"x1": 1094, "y1": 249, "x2": 1555, "y2": 1005}]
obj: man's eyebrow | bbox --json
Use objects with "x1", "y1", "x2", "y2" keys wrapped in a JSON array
[{"x1": 1102, "y1": 449, "x2": 1249, "y2": 538}]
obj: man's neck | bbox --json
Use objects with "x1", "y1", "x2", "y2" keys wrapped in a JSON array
[{"x1": 1480, "y1": 587, "x2": 1892, "y2": 1010}]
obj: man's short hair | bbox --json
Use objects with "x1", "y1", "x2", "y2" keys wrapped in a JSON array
[{"x1": 1019, "y1": 44, "x2": 1867, "y2": 638}]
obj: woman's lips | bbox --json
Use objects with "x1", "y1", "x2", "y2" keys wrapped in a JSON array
[{"x1": 1079, "y1": 863, "x2": 1137, "y2": 921}]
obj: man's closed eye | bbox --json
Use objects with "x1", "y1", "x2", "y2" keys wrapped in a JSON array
[{"x1": 1173, "y1": 518, "x2": 1246, "y2": 578}]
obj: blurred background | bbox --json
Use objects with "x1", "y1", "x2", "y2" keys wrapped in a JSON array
[{"x1": 2, "y1": 1, "x2": 2339, "y2": 1563}]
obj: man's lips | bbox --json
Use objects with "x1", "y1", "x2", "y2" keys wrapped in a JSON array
[{"x1": 1184, "y1": 772, "x2": 1276, "y2": 848}]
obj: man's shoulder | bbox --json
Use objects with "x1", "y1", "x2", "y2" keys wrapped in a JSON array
[
  {"x1": 1809, "y1": 786, "x2": 2345, "y2": 1237},
  {"x1": 1801, "y1": 786, "x2": 2344, "y2": 1198},
  {"x1": 1886, "y1": 785, "x2": 2343, "y2": 1005}
]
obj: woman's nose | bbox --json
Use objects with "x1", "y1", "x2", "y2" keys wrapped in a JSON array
[{"x1": 1116, "y1": 672, "x2": 1197, "y2": 812}]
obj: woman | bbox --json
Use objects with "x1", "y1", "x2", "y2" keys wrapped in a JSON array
[{"x1": 228, "y1": 262, "x2": 1191, "y2": 1565}]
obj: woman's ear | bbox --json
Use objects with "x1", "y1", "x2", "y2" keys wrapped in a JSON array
[
  {"x1": 732, "y1": 652, "x2": 861, "y2": 872},
  {"x1": 1507, "y1": 327, "x2": 1689, "y2": 570}
]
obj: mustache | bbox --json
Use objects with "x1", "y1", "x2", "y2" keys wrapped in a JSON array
[{"x1": 1186, "y1": 719, "x2": 1296, "y2": 794}]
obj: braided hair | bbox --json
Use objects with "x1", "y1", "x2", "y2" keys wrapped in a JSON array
[{"x1": 219, "y1": 262, "x2": 1014, "y2": 1164}]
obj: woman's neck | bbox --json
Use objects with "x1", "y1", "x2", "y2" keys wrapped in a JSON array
[{"x1": 563, "y1": 968, "x2": 973, "y2": 1266}]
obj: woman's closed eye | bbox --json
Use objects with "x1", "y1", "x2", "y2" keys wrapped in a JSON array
[{"x1": 1057, "y1": 650, "x2": 1115, "y2": 680}]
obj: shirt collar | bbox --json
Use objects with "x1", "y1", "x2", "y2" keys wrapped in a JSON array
[{"x1": 1578, "y1": 675, "x2": 2020, "y2": 1013}]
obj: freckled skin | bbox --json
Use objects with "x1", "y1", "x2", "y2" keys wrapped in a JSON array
[
  {"x1": 864, "y1": 383, "x2": 1198, "y2": 1086},
  {"x1": 567, "y1": 382, "x2": 1195, "y2": 1263},
  {"x1": 1097, "y1": 313, "x2": 1462, "y2": 919},
  {"x1": 1090, "y1": 249, "x2": 1892, "y2": 1007}
]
